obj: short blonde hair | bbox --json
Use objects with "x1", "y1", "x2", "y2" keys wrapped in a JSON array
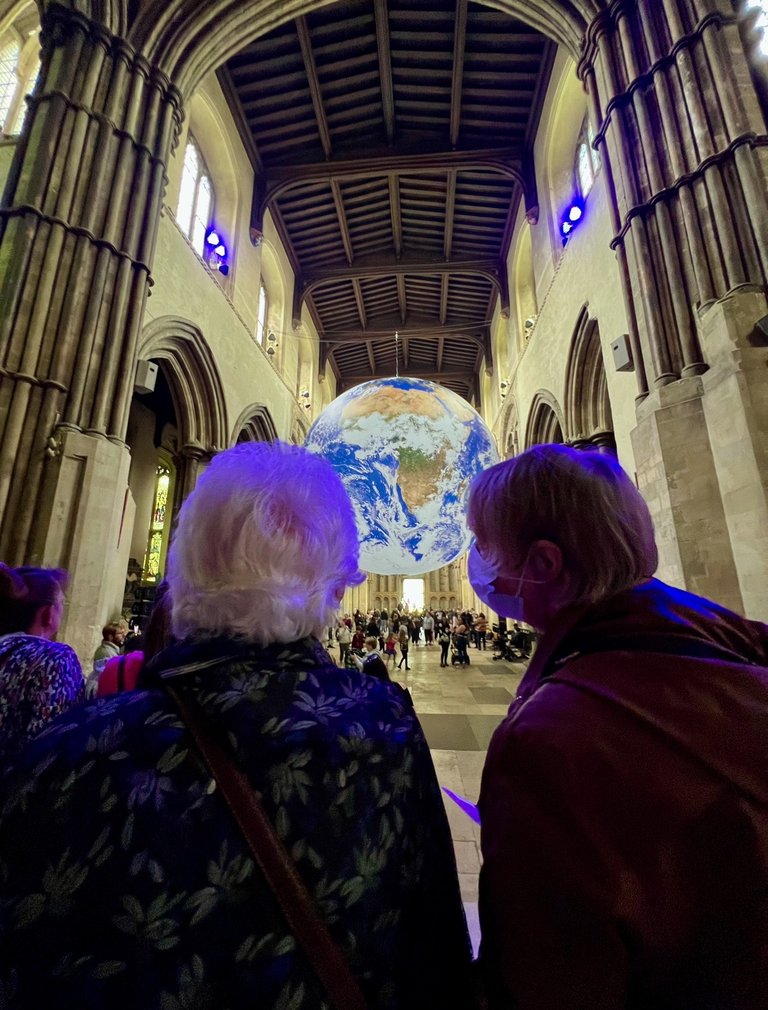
[
  {"x1": 168, "y1": 441, "x2": 364, "y2": 644},
  {"x1": 468, "y1": 445, "x2": 658, "y2": 606}
]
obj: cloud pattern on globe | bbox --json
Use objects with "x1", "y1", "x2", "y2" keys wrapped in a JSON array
[{"x1": 305, "y1": 377, "x2": 500, "y2": 575}]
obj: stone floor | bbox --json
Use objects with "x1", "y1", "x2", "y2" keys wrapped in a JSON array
[{"x1": 388, "y1": 640, "x2": 527, "y2": 956}]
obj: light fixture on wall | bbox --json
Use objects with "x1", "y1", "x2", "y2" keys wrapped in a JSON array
[
  {"x1": 266, "y1": 330, "x2": 278, "y2": 356},
  {"x1": 300, "y1": 387, "x2": 311, "y2": 409},
  {"x1": 499, "y1": 379, "x2": 510, "y2": 399},
  {"x1": 205, "y1": 227, "x2": 229, "y2": 275},
  {"x1": 524, "y1": 315, "x2": 537, "y2": 337},
  {"x1": 560, "y1": 200, "x2": 585, "y2": 242}
]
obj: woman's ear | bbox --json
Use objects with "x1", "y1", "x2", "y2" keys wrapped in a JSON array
[{"x1": 528, "y1": 540, "x2": 564, "y2": 582}]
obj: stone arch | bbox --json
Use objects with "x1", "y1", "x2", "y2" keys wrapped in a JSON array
[
  {"x1": 524, "y1": 390, "x2": 565, "y2": 448},
  {"x1": 137, "y1": 316, "x2": 228, "y2": 453},
  {"x1": 498, "y1": 394, "x2": 520, "y2": 459},
  {"x1": 563, "y1": 305, "x2": 613, "y2": 442},
  {"x1": 233, "y1": 403, "x2": 278, "y2": 443}
]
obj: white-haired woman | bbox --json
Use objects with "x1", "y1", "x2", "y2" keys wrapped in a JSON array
[
  {"x1": 468, "y1": 444, "x2": 768, "y2": 1010},
  {"x1": 0, "y1": 442, "x2": 473, "y2": 1010}
]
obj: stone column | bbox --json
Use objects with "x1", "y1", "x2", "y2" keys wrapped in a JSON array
[
  {"x1": 581, "y1": 2, "x2": 768, "y2": 616},
  {"x1": 0, "y1": 5, "x2": 182, "y2": 653}
]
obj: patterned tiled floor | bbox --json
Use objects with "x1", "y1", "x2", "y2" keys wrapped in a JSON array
[{"x1": 390, "y1": 640, "x2": 527, "y2": 956}]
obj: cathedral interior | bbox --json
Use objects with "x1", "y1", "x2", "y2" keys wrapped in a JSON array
[{"x1": 0, "y1": 0, "x2": 767, "y2": 659}]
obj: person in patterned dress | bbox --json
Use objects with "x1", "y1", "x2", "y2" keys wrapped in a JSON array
[
  {"x1": 0, "y1": 441, "x2": 474, "y2": 1010},
  {"x1": 0, "y1": 563, "x2": 83, "y2": 763}
]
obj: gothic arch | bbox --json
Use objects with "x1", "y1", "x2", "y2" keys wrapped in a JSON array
[
  {"x1": 233, "y1": 403, "x2": 278, "y2": 444},
  {"x1": 563, "y1": 305, "x2": 613, "y2": 441},
  {"x1": 137, "y1": 316, "x2": 228, "y2": 453},
  {"x1": 498, "y1": 394, "x2": 520, "y2": 459},
  {"x1": 524, "y1": 390, "x2": 565, "y2": 448}
]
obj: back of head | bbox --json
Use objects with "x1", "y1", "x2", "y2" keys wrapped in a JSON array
[
  {"x1": 0, "y1": 564, "x2": 68, "y2": 635},
  {"x1": 168, "y1": 441, "x2": 364, "y2": 644},
  {"x1": 468, "y1": 444, "x2": 658, "y2": 607}
]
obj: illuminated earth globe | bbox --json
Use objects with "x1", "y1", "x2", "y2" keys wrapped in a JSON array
[{"x1": 305, "y1": 376, "x2": 499, "y2": 575}]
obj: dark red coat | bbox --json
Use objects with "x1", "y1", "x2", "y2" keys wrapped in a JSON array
[{"x1": 478, "y1": 579, "x2": 768, "y2": 1009}]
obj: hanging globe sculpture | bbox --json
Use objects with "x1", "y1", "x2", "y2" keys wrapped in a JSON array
[{"x1": 305, "y1": 376, "x2": 499, "y2": 576}]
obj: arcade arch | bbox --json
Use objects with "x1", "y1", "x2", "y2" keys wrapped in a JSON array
[
  {"x1": 524, "y1": 390, "x2": 565, "y2": 448},
  {"x1": 563, "y1": 306, "x2": 615, "y2": 451}
]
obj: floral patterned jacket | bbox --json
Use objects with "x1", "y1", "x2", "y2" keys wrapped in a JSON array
[
  {"x1": 0, "y1": 632, "x2": 83, "y2": 764},
  {"x1": 0, "y1": 636, "x2": 473, "y2": 1010}
]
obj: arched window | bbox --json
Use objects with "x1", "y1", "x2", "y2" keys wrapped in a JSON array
[
  {"x1": 256, "y1": 281, "x2": 268, "y2": 345},
  {"x1": 0, "y1": 11, "x2": 41, "y2": 139},
  {"x1": 575, "y1": 118, "x2": 600, "y2": 200},
  {"x1": 0, "y1": 39, "x2": 20, "y2": 130},
  {"x1": 746, "y1": 2, "x2": 768, "y2": 55},
  {"x1": 176, "y1": 134, "x2": 213, "y2": 256}
]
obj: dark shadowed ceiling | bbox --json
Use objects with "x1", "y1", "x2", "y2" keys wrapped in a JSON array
[{"x1": 220, "y1": 0, "x2": 554, "y2": 403}]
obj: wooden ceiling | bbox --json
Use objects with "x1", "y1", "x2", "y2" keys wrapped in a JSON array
[{"x1": 220, "y1": 0, "x2": 554, "y2": 403}]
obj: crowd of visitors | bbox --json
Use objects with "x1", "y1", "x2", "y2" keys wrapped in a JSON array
[
  {"x1": 326, "y1": 603, "x2": 497, "y2": 675},
  {"x1": 0, "y1": 439, "x2": 766, "y2": 1009}
]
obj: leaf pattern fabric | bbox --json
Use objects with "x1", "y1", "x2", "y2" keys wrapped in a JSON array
[
  {"x1": 0, "y1": 636, "x2": 473, "y2": 1009},
  {"x1": 0, "y1": 632, "x2": 84, "y2": 763}
]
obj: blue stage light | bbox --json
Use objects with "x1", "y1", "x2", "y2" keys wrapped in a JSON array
[{"x1": 205, "y1": 229, "x2": 220, "y2": 247}]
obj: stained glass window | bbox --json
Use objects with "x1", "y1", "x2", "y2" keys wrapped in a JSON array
[
  {"x1": 0, "y1": 39, "x2": 20, "y2": 132},
  {"x1": 176, "y1": 135, "x2": 214, "y2": 257},
  {"x1": 143, "y1": 465, "x2": 170, "y2": 582}
]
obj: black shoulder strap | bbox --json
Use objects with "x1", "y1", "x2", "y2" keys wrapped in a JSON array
[{"x1": 164, "y1": 685, "x2": 368, "y2": 1010}]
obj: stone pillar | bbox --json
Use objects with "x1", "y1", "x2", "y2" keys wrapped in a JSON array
[
  {"x1": 0, "y1": 5, "x2": 183, "y2": 568},
  {"x1": 581, "y1": 2, "x2": 768, "y2": 614},
  {"x1": 173, "y1": 444, "x2": 212, "y2": 518},
  {"x1": 698, "y1": 290, "x2": 768, "y2": 619}
]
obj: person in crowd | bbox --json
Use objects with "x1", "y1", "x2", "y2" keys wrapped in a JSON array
[
  {"x1": 467, "y1": 444, "x2": 768, "y2": 1010},
  {"x1": 0, "y1": 564, "x2": 83, "y2": 763},
  {"x1": 473, "y1": 612, "x2": 488, "y2": 650},
  {"x1": 92, "y1": 619, "x2": 126, "y2": 670},
  {"x1": 353, "y1": 635, "x2": 391, "y2": 683},
  {"x1": 94, "y1": 582, "x2": 173, "y2": 697},
  {"x1": 453, "y1": 622, "x2": 470, "y2": 666},
  {"x1": 335, "y1": 619, "x2": 352, "y2": 666},
  {"x1": 423, "y1": 611, "x2": 434, "y2": 646},
  {"x1": 397, "y1": 623, "x2": 411, "y2": 671},
  {"x1": 410, "y1": 615, "x2": 422, "y2": 646},
  {"x1": 384, "y1": 630, "x2": 398, "y2": 670},
  {"x1": 438, "y1": 625, "x2": 451, "y2": 667},
  {"x1": 0, "y1": 441, "x2": 472, "y2": 1009},
  {"x1": 351, "y1": 624, "x2": 365, "y2": 651}
]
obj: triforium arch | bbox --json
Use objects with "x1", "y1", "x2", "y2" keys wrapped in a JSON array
[
  {"x1": 524, "y1": 390, "x2": 565, "y2": 449},
  {"x1": 137, "y1": 316, "x2": 228, "y2": 502},
  {"x1": 563, "y1": 305, "x2": 614, "y2": 448},
  {"x1": 498, "y1": 394, "x2": 520, "y2": 460},
  {"x1": 233, "y1": 403, "x2": 279, "y2": 444}
]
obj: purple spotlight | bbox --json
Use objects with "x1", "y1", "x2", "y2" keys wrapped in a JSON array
[
  {"x1": 568, "y1": 204, "x2": 583, "y2": 223},
  {"x1": 205, "y1": 229, "x2": 220, "y2": 247}
]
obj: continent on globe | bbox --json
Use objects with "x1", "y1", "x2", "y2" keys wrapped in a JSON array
[
  {"x1": 396, "y1": 445, "x2": 447, "y2": 512},
  {"x1": 305, "y1": 376, "x2": 500, "y2": 576}
]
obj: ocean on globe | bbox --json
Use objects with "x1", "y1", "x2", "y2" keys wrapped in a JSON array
[{"x1": 305, "y1": 376, "x2": 500, "y2": 576}]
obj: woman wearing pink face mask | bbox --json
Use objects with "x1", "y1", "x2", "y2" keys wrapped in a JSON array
[{"x1": 467, "y1": 444, "x2": 768, "y2": 1010}]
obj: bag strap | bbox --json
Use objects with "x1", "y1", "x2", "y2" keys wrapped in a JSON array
[{"x1": 165, "y1": 684, "x2": 368, "y2": 1010}]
